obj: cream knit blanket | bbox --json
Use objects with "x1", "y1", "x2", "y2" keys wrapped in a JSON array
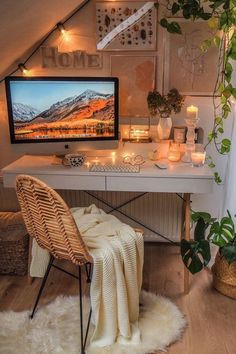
[{"x1": 30, "y1": 204, "x2": 144, "y2": 348}]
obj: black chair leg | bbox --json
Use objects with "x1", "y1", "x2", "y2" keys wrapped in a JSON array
[
  {"x1": 84, "y1": 307, "x2": 92, "y2": 349},
  {"x1": 30, "y1": 255, "x2": 54, "y2": 319},
  {"x1": 79, "y1": 264, "x2": 93, "y2": 354},
  {"x1": 85, "y1": 263, "x2": 92, "y2": 283},
  {"x1": 78, "y1": 266, "x2": 84, "y2": 354}
]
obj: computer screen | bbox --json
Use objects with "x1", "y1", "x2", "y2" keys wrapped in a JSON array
[{"x1": 5, "y1": 76, "x2": 119, "y2": 144}]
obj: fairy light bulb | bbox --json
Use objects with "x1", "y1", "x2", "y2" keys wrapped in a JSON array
[
  {"x1": 18, "y1": 63, "x2": 29, "y2": 75},
  {"x1": 56, "y1": 22, "x2": 66, "y2": 35}
]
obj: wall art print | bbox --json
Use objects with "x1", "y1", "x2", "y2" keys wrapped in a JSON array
[
  {"x1": 111, "y1": 55, "x2": 156, "y2": 117},
  {"x1": 96, "y1": 1, "x2": 157, "y2": 51},
  {"x1": 164, "y1": 20, "x2": 219, "y2": 96}
]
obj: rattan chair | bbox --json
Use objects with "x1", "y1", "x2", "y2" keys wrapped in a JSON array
[{"x1": 15, "y1": 174, "x2": 93, "y2": 354}]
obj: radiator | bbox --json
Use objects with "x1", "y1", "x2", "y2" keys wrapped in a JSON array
[{"x1": 0, "y1": 178, "x2": 183, "y2": 242}]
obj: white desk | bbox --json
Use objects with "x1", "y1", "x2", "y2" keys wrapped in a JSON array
[
  {"x1": 2, "y1": 155, "x2": 213, "y2": 193},
  {"x1": 2, "y1": 155, "x2": 214, "y2": 292}
]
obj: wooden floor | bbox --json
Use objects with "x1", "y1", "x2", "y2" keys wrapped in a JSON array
[{"x1": 1, "y1": 243, "x2": 236, "y2": 354}]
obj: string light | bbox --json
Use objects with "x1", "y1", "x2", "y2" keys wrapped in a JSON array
[
  {"x1": 18, "y1": 63, "x2": 29, "y2": 75},
  {"x1": 0, "y1": 0, "x2": 90, "y2": 83},
  {"x1": 56, "y1": 22, "x2": 66, "y2": 35}
]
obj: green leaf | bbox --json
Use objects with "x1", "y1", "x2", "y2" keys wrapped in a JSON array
[
  {"x1": 221, "y1": 244, "x2": 236, "y2": 263},
  {"x1": 213, "y1": 0, "x2": 227, "y2": 10},
  {"x1": 181, "y1": 239, "x2": 211, "y2": 274},
  {"x1": 160, "y1": 18, "x2": 168, "y2": 28},
  {"x1": 217, "y1": 82, "x2": 225, "y2": 93},
  {"x1": 222, "y1": 103, "x2": 231, "y2": 119},
  {"x1": 208, "y1": 131, "x2": 217, "y2": 141},
  {"x1": 201, "y1": 39, "x2": 212, "y2": 52},
  {"x1": 194, "y1": 218, "x2": 209, "y2": 241},
  {"x1": 232, "y1": 88, "x2": 236, "y2": 99},
  {"x1": 208, "y1": 17, "x2": 219, "y2": 30},
  {"x1": 213, "y1": 35, "x2": 221, "y2": 48},
  {"x1": 200, "y1": 12, "x2": 212, "y2": 21},
  {"x1": 221, "y1": 95, "x2": 227, "y2": 104},
  {"x1": 208, "y1": 161, "x2": 215, "y2": 168},
  {"x1": 214, "y1": 172, "x2": 222, "y2": 184},
  {"x1": 172, "y1": 2, "x2": 180, "y2": 15},
  {"x1": 220, "y1": 138, "x2": 231, "y2": 153},
  {"x1": 222, "y1": 88, "x2": 232, "y2": 99},
  {"x1": 219, "y1": 12, "x2": 228, "y2": 28},
  {"x1": 225, "y1": 62, "x2": 233, "y2": 83},
  {"x1": 167, "y1": 21, "x2": 182, "y2": 34},
  {"x1": 215, "y1": 116, "x2": 223, "y2": 125},
  {"x1": 192, "y1": 211, "x2": 212, "y2": 223},
  {"x1": 209, "y1": 213, "x2": 235, "y2": 247}
]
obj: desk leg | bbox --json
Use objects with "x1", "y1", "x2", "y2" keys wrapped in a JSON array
[{"x1": 183, "y1": 193, "x2": 191, "y2": 294}]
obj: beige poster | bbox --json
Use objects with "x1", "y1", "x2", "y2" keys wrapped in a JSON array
[{"x1": 111, "y1": 55, "x2": 156, "y2": 117}]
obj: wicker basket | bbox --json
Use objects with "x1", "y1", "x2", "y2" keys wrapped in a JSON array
[
  {"x1": 0, "y1": 212, "x2": 29, "y2": 275},
  {"x1": 212, "y1": 252, "x2": 236, "y2": 300}
]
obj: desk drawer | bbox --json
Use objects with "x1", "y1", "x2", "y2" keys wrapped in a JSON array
[
  {"x1": 106, "y1": 176, "x2": 213, "y2": 193},
  {"x1": 3, "y1": 173, "x2": 106, "y2": 191}
]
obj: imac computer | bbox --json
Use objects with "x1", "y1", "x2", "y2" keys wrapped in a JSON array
[{"x1": 5, "y1": 76, "x2": 119, "y2": 150}]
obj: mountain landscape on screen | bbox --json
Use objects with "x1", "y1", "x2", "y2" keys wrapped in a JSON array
[{"x1": 12, "y1": 89, "x2": 115, "y2": 140}]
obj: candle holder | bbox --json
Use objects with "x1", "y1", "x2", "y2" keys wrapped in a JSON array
[
  {"x1": 122, "y1": 120, "x2": 152, "y2": 143},
  {"x1": 182, "y1": 117, "x2": 199, "y2": 163},
  {"x1": 168, "y1": 142, "x2": 181, "y2": 162},
  {"x1": 191, "y1": 151, "x2": 206, "y2": 167}
]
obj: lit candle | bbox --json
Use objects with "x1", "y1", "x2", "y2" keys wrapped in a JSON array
[
  {"x1": 191, "y1": 152, "x2": 206, "y2": 167},
  {"x1": 111, "y1": 151, "x2": 116, "y2": 165},
  {"x1": 85, "y1": 161, "x2": 91, "y2": 169},
  {"x1": 186, "y1": 105, "x2": 198, "y2": 119},
  {"x1": 168, "y1": 143, "x2": 181, "y2": 162}
]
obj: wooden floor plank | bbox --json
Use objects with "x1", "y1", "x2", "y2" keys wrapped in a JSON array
[{"x1": 0, "y1": 243, "x2": 236, "y2": 354}]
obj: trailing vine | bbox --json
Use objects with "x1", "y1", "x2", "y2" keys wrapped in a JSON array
[{"x1": 157, "y1": 0, "x2": 236, "y2": 183}]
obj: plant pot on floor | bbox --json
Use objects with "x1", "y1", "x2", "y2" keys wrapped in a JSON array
[
  {"x1": 212, "y1": 252, "x2": 236, "y2": 299},
  {"x1": 157, "y1": 117, "x2": 172, "y2": 140}
]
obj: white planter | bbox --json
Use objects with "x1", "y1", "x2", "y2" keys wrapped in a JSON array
[{"x1": 157, "y1": 117, "x2": 172, "y2": 140}]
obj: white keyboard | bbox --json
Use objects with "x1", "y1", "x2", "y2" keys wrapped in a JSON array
[{"x1": 90, "y1": 163, "x2": 140, "y2": 173}]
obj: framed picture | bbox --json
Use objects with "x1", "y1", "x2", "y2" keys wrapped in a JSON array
[
  {"x1": 110, "y1": 55, "x2": 156, "y2": 117},
  {"x1": 163, "y1": 19, "x2": 219, "y2": 96},
  {"x1": 96, "y1": 1, "x2": 157, "y2": 51}
]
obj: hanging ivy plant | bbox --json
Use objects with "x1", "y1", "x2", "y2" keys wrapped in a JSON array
[{"x1": 156, "y1": 0, "x2": 236, "y2": 183}]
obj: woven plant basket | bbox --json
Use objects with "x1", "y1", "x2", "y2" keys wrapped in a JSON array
[
  {"x1": 0, "y1": 212, "x2": 29, "y2": 275},
  {"x1": 212, "y1": 252, "x2": 236, "y2": 300}
]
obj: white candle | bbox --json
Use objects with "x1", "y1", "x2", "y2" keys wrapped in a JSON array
[
  {"x1": 93, "y1": 157, "x2": 99, "y2": 165},
  {"x1": 111, "y1": 152, "x2": 116, "y2": 165},
  {"x1": 187, "y1": 105, "x2": 198, "y2": 119},
  {"x1": 191, "y1": 152, "x2": 206, "y2": 166}
]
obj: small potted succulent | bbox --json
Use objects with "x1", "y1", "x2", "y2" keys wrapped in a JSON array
[
  {"x1": 147, "y1": 88, "x2": 185, "y2": 139},
  {"x1": 181, "y1": 210, "x2": 236, "y2": 299}
]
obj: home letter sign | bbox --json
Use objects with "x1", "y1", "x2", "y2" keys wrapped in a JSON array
[{"x1": 41, "y1": 47, "x2": 102, "y2": 69}]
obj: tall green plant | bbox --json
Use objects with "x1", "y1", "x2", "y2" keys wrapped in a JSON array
[
  {"x1": 181, "y1": 210, "x2": 236, "y2": 274},
  {"x1": 157, "y1": 0, "x2": 236, "y2": 183}
]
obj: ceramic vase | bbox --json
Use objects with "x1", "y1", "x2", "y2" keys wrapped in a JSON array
[{"x1": 157, "y1": 117, "x2": 172, "y2": 140}]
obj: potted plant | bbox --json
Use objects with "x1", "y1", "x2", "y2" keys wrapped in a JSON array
[
  {"x1": 181, "y1": 210, "x2": 236, "y2": 299},
  {"x1": 147, "y1": 88, "x2": 184, "y2": 139}
]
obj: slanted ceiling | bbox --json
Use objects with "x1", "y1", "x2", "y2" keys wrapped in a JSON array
[{"x1": 0, "y1": 0, "x2": 85, "y2": 77}]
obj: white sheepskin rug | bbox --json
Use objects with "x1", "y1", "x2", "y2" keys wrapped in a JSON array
[{"x1": 0, "y1": 291, "x2": 186, "y2": 354}]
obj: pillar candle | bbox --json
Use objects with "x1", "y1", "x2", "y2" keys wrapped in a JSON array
[{"x1": 186, "y1": 105, "x2": 198, "y2": 119}]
